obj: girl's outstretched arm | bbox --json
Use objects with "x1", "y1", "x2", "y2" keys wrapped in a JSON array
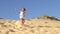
[{"x1": 16, "y1": 8, "x2": 20, "y2": 13}]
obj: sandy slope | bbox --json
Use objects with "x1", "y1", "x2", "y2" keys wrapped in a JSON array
[{"x1": 0, "y1": 15, "x2": 60, "y2": 34}]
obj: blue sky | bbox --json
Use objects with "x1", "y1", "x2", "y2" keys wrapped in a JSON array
[{"x1": 0, "y1": 0, "x2": 60, "y2": 20}]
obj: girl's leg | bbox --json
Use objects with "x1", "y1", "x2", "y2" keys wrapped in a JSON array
[{"x1": 21, "y1": 18, "x2": 25, "y2": 25}]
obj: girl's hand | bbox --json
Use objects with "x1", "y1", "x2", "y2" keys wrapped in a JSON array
[{"x1": 15, "y1": 8, "x2": 19, "y2": 12}]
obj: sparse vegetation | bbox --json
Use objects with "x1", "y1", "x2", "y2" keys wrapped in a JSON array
[
  {"x1": 47, "y1": 16, "x2": 60, "y2": 21},
  {"x1": 0, "y1": 18, "x2": 3, "y2": 19},
  {"x1": 40, "y1": 14, "x2": 60, "y2": 21},
  {"x1": 45, "y1": 22, "x2": 48, "y2": 23},
  {"x1": 30, "y1": 30, "x2": 35, "y2": 33},
  {"x1": 9, "y1": 29, "x2": 15, "y2": 32}
]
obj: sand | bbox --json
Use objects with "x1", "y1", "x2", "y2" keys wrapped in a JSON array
[{"x1": 0, "y1": 15, "x2": 60, "y2": 34}]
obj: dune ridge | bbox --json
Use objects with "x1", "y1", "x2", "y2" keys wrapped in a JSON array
[{"x1": 0, "y1": 15, "x2": 60, "y2": 34}]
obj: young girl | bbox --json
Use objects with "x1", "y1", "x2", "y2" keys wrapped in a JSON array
[
  {"x1": 20, "y1": 8, "x2": 26, "y2": 25},
  {"x1": 17, "y1": 7, "x2": 26, "y2": 25}
]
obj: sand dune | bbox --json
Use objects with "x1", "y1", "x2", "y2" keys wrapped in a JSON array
[{"x1": 0, "y1": 15, "x2": 60, "y2": 34}]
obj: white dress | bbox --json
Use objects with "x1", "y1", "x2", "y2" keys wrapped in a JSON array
[{"x1": 20, "y1": 11, "x2": 24, "y2": 19}]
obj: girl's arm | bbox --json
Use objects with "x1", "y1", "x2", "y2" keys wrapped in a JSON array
[{"x1": 23, "y1": 11, "x2": 25, "y2": 17}]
